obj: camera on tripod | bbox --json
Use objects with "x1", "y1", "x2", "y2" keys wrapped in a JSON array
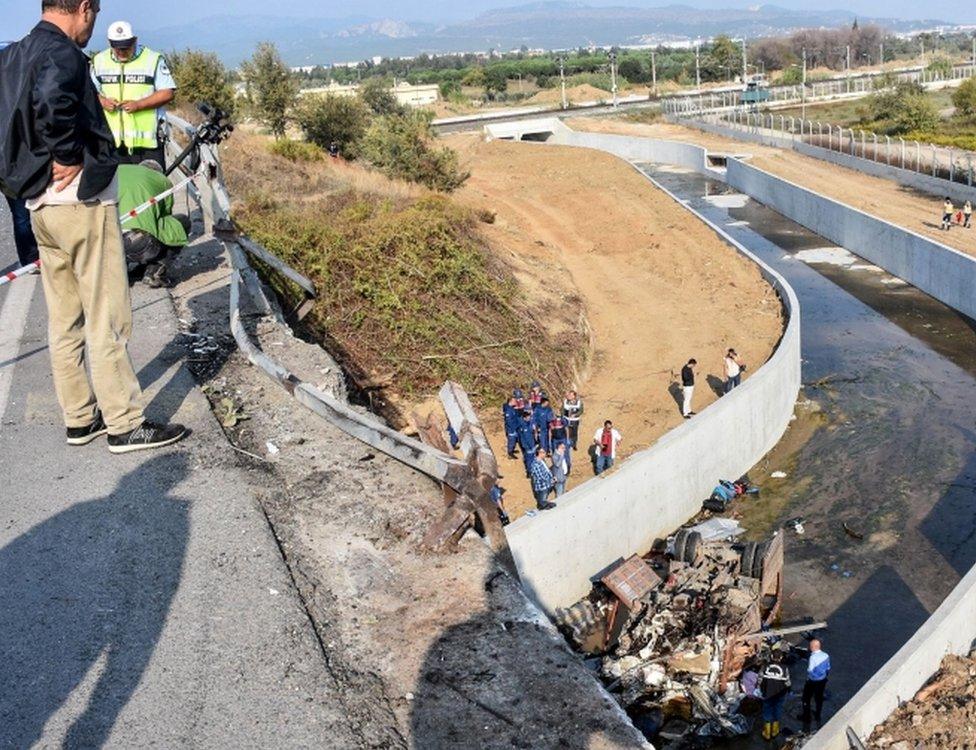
[{"x1": 165, "y1": 102, "x2": 234, "y2": 176}]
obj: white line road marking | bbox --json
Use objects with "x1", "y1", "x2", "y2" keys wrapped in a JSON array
[{"x1": 0, "y1": 276, "x2": 38, "y2": 431}]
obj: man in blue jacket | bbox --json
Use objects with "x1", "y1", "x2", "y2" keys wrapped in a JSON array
[
  {"x1": 533, "y1": 397, "x2": 555, "y2": 456},
  {"x1": 502, "y1": 395, "x2": 520, "y2": 459},
  {"x1": 516, "y1": 410, "x2": 537, "y2": 477},
  {"x1": 802, "y1": 639, "x2": 831, "y2": 731}
]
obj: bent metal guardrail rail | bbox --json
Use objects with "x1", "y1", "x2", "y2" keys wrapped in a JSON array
[{"x1": 163, "y1": 113, "x2": 506, "y2": 553}]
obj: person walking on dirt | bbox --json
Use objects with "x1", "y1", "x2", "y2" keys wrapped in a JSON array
[
  {"x1": 801, "y1": 639, "x2": 831, "y2": 731},
  {"x1": 503, "y1": 395, "x2": 521, "y2": 459},
  {"x1": 562, "y1": 390, "x2": 584, "y2": 449},
  {"x1": 941, "y1": 197, "x2": 954, "y2": 230},
  {"x1": 551, "y1": 442, "x2": 569, "y2": 497},
  {"x1": 516, "y1": 410, "x2": 537, "y2": 477},
  {"x1": 760, "y1": 645, "x2": 791, "y2": 740},
  {"x1": 681, "y1": 358, "x2": 697, "y2": 418},
  {"x1": 964, "y1": 200, "x2": 972, "y2": 229},
  {"x1": 593, "y1": 420, "x2": 622, "y2": 475},
  {"x1": 0, "y1": 0, "x2": 187, "y2": 454},
  {"x1": 724, "y1": 349, "x2": 744, "y2": 394},
  {"x1": 529, "y1": 447, "x2": 556, "y2": 510}
]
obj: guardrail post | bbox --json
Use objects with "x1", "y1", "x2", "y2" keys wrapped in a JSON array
[
  {"x1": 949, "y1": 149, "x2": 955, "y2": 182},
  {"x1": 859, "y1": 130, "x2": 866, "y2": 158},
  {"x1": 932, "y1": 144, "x2": 938, "y2": 177},
  {"x1": 872, "y1": 132, "x2": 878, "y2": 162},
  {"x1": 885, "y1": 135, "x2": 891, "y2": 165},
  {"x1": 915, "y1": 141, "x2": 921, "y2": 172},
  {"x1": 828, "y1": 124, "x2": 833, "y2": 151},
  {"x1": 899, "y1": 137, "x2": 905, "y2": 169}
]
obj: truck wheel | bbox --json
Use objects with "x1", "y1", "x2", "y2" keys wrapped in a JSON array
[
  {"x1": 681, "y1": 531, "x2": 702, "y2": 564},
  {"x1": 752, "y1": 541, "x2": 770, "y2": 579},
  {"x1": 740, "y1": 541, "x2": 758, "y2": 578},
  {"x1": 672, "y1": 530, "x2": 688, "y2": 562}
]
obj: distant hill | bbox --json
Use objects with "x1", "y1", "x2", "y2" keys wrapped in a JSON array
[{"x1": 147, "y1": 3, "x2": 946, "y2": 66}]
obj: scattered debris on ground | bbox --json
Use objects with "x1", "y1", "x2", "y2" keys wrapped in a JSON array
[
  {"x1": 868, "y1": 652, "x2": 976, "y2": 749},
  {"x1": 555, "y1": 523, "x2": 788, "y2": 746}
]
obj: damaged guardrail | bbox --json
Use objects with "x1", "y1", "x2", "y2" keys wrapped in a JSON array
[{"x1": 164, "y1": 113, "x2": 506, "y2": 552}]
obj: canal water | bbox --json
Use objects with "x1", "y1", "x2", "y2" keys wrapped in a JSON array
[{"x1": 638, "y1": 164, "x2": 976, "y2": 742}]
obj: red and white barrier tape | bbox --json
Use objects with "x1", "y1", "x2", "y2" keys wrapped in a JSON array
[{"x1": 1, "y1": 172, "x2": 197, "y2": 288}]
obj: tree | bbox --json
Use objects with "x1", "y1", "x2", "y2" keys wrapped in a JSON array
[
  {"x1": 867, "y1": 81, "x2": 938, "y2": 134},
  {"x1": 358, "y1": 110, "x2": 469, "y2": 191},
  {"x1": 952, "y1": 77, "x2": 976, "y2": 117},
  {"x1": 240, "y1": 42, "x2": 297, "y2": 139},
  {"x1": 293, "y1": 94, "x2": 371, "y2": 157},
  {"x1": 617, "y1": 57, "x2": 646, "y2": 84},
  {"x1": 360, "y1": 78, "x2": 404, "y2": 116},
  {"x1": 709, "y1": 35, "x2": 740, "y2": 77},
  {"x1": 168, "y1": 49, "x2": 236, "y2": 116}
]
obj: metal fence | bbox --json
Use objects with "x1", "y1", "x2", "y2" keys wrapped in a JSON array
[
  {"x1": 662, "y1": 63, "x2": 976, "y2": 116},
  {"x1": 699, "y1": 108, "x2": 976, "y2": 188}
]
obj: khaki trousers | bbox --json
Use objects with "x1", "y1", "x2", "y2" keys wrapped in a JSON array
[{"x1": 30, "y1": 203, "x2": 145, "y2": 434}]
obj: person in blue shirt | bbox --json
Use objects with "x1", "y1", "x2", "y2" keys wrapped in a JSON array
[
  {"x1": 529, "y1": 447, "x2": 556, "y2": 510},
  {"x1": 533, "y1": 397, "x2": 555, "y2": 455},
  {"x1": 502, "y1": 396, "x2": 521, "y2": 459},
  {"x1": 548, "y1": 414, "x2": 572, "y2": 472},
  {"x1": 802, "y1": 639, "x2": 831, "y2": 730},
  {"x1": 516, "y1": 410, "x2": 537, "y2": 477}
]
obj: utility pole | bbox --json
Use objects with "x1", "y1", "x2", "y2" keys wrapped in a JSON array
[
  {"x1": 742, "y1": 37, "x2": 747, "y2": 82},
  {"x1": 558, "y1": 56, "x2": 567, "y2": 110},
  {"x1": 920, "y1": 38, "x2": 925, "y2": 64},
  {"x1": 695, "y1": 41, "x2": 701, "y2": 88},
  {"x1": 608, "y1": 50, "x2": 618, "y2": 107},
  {"x1": 650, "y1": 49, "x2": 657, "y2": 97},
  {"x1": 802, "y1": 48, "x2": 807, "y2": 120},
  {"x1": 846, "y1": 44, "x2": 851, "y2": 92},
  {"x1": 879, "y1": 42, "x2": 884, "y2": 67}
]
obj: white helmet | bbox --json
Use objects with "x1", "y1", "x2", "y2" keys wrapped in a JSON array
[{"x1": 107, "y1": 21, "x2": 135, "y2": 47}]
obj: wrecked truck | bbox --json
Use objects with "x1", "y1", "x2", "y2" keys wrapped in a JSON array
[{"x1": 556, "y1": 527, "x2": 784, "y2": 745}]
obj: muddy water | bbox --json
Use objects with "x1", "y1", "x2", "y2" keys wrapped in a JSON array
[{"x1": 639, "y1": 165, "x2": 976, "y2": 738}]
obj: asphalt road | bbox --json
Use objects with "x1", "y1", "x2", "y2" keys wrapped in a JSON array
[{"x1": 0, "y1": 204, "x2": 353, "y2": 747}]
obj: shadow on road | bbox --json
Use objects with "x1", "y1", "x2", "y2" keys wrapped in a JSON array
[{"x1": 0, "y1": 454, "x2": 189, "y2": 748}]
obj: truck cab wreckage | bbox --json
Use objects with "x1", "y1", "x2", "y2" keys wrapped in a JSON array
[{"x1": 557, "y1": 527, "x2": 804, "y2": 744}]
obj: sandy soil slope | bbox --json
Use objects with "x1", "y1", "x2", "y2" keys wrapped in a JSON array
[{"x1": 449, "y1": 133, "x2": 785, "y2": 517}]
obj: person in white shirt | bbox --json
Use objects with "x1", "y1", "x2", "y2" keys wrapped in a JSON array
[
  {"x1": 592, "y1": 420, "x2": 622, "y2": 475},
  {"x1": 723, "y1": 348, "x2": 744, "y2": 394}
]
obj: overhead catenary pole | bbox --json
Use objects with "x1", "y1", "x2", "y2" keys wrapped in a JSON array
[
  {"x1": 559, "y1": 56, "x2": 567, "y2": 109},
  {"x1": 695, "y1": 40, "x2": 701, "y2": 88},
  {"x1": 608, "y1": 50, "x2": 618, "y2": 107},
  {"x1": 650, "y1": 49, "x2": 657, "y2": 96},
  {"x1": 879, "y1": 42, "x2": 884, "y2": 67},
  {"x1": 801, "y1": 48, "x2": 807, "y2": 120},
  {"x1": 846, "y1": 44, "x2": 851, "y2": 92},
  {"x1": 741, "y1": 37, "x2": 747, "y2": 82}
]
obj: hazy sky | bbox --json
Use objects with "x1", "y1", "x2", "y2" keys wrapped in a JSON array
[{"x1": 1, "y1": 0, "x2": 972, "y2": 42}]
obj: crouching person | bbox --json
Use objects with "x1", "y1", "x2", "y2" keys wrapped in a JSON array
[{"x1": 119, "y1": 160, "x2": 189, "y2": 287}]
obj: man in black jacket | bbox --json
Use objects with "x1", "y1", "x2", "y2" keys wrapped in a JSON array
[{"x1": 0, "y1": 0, "x2": 186, "y2": 453}]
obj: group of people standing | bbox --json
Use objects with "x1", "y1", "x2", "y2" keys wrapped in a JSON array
[
  {"x1": 753, "y1": 638, "x2": 832, "y2": 740},
  {"x1": 679, "y1": 348, "x2": 746, "y2": 418},
  {"x1": 502, "y1": 383, "x2": 626, "y2": 511}
]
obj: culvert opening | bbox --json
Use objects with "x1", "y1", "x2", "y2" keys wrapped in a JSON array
[
  {"x1": 520, "y1": 131, "x2": 554, "y2": 142},
  {"x1": 707, "y1": 154, "x2": 728, "y2": 168}
]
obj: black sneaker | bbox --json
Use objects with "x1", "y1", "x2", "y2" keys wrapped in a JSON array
[
  {"x1": 66, "y1": 412, "x2": 108, "y2": 445},
  {"x1": 108, "y1": 421, "x2": 188, "y2": 454}
]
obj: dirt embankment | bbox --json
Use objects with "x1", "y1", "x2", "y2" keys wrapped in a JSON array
[
  {"x1": 449, "y1": 134, "x2": 785, "y2": 516},
  {"x1": 868, "y1": 652, "x2": 976, "y2": 749},
  {"x1": 571, "y1": 118, "x2": 976, "y2": 260}
]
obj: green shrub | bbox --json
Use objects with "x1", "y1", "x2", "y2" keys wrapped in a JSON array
[
  {"x1": 294, "y1": 94, "x2": 371, "y2": 157},
  {"x1": 267, "y1": 138, "x2": 325, "y2": 162},
  {"x1": 952, "y1": 77, "x2": 976, "y2": 118},
  {"x1": 358, "y1": 110, "x2": 469, "y2": 191}
]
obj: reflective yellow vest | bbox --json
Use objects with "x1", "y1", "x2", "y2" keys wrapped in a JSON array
[{"x1": 91, "y1": 47, "x2": 163, "y2": 150}]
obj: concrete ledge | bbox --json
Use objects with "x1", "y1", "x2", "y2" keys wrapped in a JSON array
[
  {"x1": 805, "y1": 562, "x2": 976, "y2": 749},
  {"x1": 504, "y1": 124, "x2": 801, "y2": 614},
  {"x1": 726, "y1": 158, "x2": 976, "y2": 322}
]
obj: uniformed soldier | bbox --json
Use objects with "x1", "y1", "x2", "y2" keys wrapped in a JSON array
[{"x1": 91, "y1": 21, "x2": 176, "y2": 167}]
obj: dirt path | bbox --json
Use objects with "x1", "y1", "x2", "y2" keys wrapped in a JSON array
[
  {"x1": 570, "y1": 118, "x2": 976, "y2": 259},
  {"x1": 448, "y1": 133, "x2": 785, "y2": 517}
]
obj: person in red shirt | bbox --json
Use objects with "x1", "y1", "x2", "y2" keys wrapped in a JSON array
[{"x1": 592, "y1": 420, "x2": 622, "y2": 475}]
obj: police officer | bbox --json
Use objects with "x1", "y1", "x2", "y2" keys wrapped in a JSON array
[
  {"x1": 760, "y1": 644, "x2": 791, "y2": 740},
  {"x1": 502, "y1": 395, "x2": 521, "y2": 459},
  {"x1": 533, "y1": 397, "x2": 555, "y2": 455},
  {"x1": 527, "y1": 379, "x2": 546, "y2": 411},
  {"x1": 91, "y1": 21, "x2": 175, "y2": 167},
  {"x1": 516, "y1": 410, "x2": 537, "y2": 477}
]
